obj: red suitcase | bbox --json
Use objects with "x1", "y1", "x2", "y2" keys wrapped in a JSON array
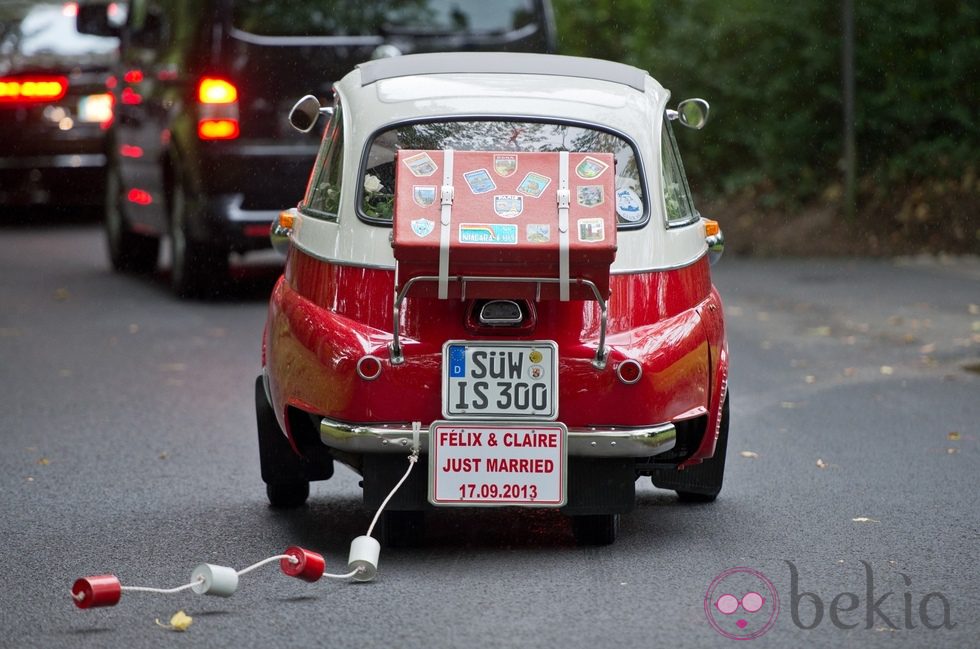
[{"x1": 392, "y1": 149, "x2": 617, "y2": 301}]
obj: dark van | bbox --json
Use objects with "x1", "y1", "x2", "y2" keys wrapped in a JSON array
[{"x1": 78, "y1": 0, "x2": 556, "y2": 297}]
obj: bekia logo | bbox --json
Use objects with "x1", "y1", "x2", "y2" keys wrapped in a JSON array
[
  {"x1": 705, "y1": 561, "x2": 956, "y2": 640},
  {"x1": 704, "y1": 567, "x2": 780, "y2": 640}
]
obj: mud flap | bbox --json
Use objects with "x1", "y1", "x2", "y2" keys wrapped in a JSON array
[
  {"x1": 650, "y1": 396, "x2": 729, "y2": 498},
  {"x1": 255, "y1": 375, "x2": 333, "y2": 484}
]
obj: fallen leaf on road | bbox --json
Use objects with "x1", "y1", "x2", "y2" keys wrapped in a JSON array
[
  {"x1": 806, "y1": 326, "x2": 832, "y2": 337},
  {"x1": 780, "y1": 401, "x2": 799, "y2": 409},
  {"x1": 739, "y1": 451, "x2": 759, "y2": 459},
  {"x1": 947, "y1": 431, "x2": 961, "y2": 441},
  {"x1": 946, "y1": 448, "x2": 959, "y2": 455},
  {"x1": 805, "y1": 375, "x2": 816, "y2": 384},
  {"x1": 156, "y1": 610, "x2": 193, "y2": 632},
  {"x1": 969, "y1": 304, "x2": 979, "y2": 315},
  {"x1": 37, "y1": 458, "x2": 50, "y2": 466},
  {"x1": 880, "y1": 366, "x2": 894, "y2": 375},
  {"x1": 53, "y1": 288, "x2": 69, "y2": 301},
  {"x1": 851, "y1": 517, "x2": 880, "y2": 523},
  {"x1": 972, "y1": 321, "x2": 980, "y2": 333},
  {"x1": 919, "y1": 343, "x2": 936, "y2": 354},
  {"x1": 816, "y1": 458, "x2": 829, "y2": 469}
]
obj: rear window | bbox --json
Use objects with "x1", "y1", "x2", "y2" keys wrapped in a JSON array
[
  {"x1": 350, "y1": 119, "x2": 647, "y2": 227},
  {"x1": 231, "y1": 0, "x2": 538, "y2": 37},
  {"x1": 0, "y1": 1, "x2": 119, "y2": 58}
]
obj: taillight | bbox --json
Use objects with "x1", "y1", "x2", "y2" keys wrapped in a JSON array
[
  {"x1": 78, "y1": 92, "x2": 114, "y2": 129},
  {"x1": 0, "y1": 76, "x2": 69, "y2": 103},
  {"x1": 127, "y1": 188, "x2": 153, "y2": 205},
  {"x1": 198, "y1": 119, "x2": 239, "y2": 140},
  {"x1": 198, "y1": 78, "x2": 237, "y2": 104},
  {"x1": 197, "y1": 77, "x2": 239, "y2": 140}
]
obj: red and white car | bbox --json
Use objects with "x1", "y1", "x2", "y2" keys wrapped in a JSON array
[{"x1": 256, "y1": 53, "x2": 728, "y2": 545}]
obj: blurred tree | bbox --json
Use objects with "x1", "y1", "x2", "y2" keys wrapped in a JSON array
[{"x1": 552, "y1": 0, "x2": 979, "y2": 224}]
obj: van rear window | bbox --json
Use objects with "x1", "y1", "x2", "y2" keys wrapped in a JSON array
[{"x1": 232, "y1": 0, "x2": 538, "y2": 37}]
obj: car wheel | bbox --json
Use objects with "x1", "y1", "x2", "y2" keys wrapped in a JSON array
[
  {"x1": 571, "y1": 513, "x2": 619, "y2": 546},
  {"x1": 380, "y1": 510, "x2": 426, "y2": 548},
  {"x1": 266, "y1": 481, "x2": 310, "y2": 508},
  {"x1": 672, "y1": 395, "x2": 730, "y2": 503},
  {"x1": 255, "y1": 376, "x2": 314, "y2": 507},
  {"x1": 105, "y1": 166, "x2": 159, "y2": 273},
  {"x1": 168, "y1": 173, "x2": 227, "y2": 298}
]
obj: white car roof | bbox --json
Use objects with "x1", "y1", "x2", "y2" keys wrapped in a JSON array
[
  {"x1": 356, "y1": 52, "x2": 650, "y2": 92},
  {"x1": 294, "y1": 54, "x2": 708, "y2": 272}
]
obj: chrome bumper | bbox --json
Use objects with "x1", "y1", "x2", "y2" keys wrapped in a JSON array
[{"x1": 319, "y1": 417, "x2": 675, "y2": 458}]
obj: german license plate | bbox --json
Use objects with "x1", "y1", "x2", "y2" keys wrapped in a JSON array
[
  {"x1": 428, "y1": 421, "x2": 567, "y2": 507},
  {"x1": 442, "y1": 340, "x2": 558, "y2": 420}
]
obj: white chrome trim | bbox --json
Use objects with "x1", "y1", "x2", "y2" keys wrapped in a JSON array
[{"x1": 320, "y1": 417, "x2": 675, "y2": 458}]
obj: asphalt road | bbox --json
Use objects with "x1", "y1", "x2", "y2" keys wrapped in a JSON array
[{"x1": 1, "y1": 223, "x2": 977, "y2": 648}]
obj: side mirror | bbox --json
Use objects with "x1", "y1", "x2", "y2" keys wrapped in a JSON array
[
  {"x1": 667, "y1": 98, "x2": 710, "y2": 130},
  {"x1": 76, "y1": 3, "x2": 119, "y2": 37},
  {"x1": 288, "y1": 95, "x2": 333, "y2": 133}
]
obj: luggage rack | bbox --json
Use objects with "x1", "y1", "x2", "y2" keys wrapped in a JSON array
[{"x1": 388, "y1": 274, "x2": 609, "y2": 369}]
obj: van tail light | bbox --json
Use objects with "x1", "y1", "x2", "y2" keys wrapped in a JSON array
[
  {"x1": 197, "y1": 77, "x2": 239, "y2": 140},
  {"x1": 0, "y1": 76, "x2": 69, "y2": 103}
]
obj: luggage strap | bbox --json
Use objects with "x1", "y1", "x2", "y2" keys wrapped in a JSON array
[
  {"x1": 557, "y1": 151, "x2": 571, "y2": 301},
  {"x1": 438, "y1": 149, "x2": 454, "y2": 299}
]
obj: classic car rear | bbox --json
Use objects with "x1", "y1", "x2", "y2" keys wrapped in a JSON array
[{"x1": 258, "y1": 53, "x2": 729, "y2": 546}]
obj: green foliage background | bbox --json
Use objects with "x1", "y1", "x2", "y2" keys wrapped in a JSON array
[{"x1": 551, "y1": 0, "x2": 979, "y2": 227}]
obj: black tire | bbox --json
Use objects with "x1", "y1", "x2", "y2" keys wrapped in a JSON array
[
  {"x1": 266, "y1": 481, "x2": 309, "y2": 508},
  {"x1": 379, "y1": 510, "x2": 426, "y2": 548},
  {"x1": 255, "y1": 376, "x2": 312, "y2": 507},
  {"x1": 168, "y1": 172, "x2": 227, "y2": 299},
  {"x1": 668, "y1": 395, "x2": 730, "y2": 503},
  {"x1": 105, "y1": 165, "x2": 159, "y2": 273},
  {"x1": 571, "y1": 513, "x2": 620, "y2": 546}
]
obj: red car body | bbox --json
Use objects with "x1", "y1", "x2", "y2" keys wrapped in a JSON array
[{"x1": 257, "y1": 53, "x2": 729, "y2": 545}]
